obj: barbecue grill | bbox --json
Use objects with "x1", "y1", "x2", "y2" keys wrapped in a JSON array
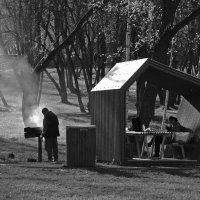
[
  {"x1": 24, "y1": 127, "x2": 43, "y2": 162},
  {"x1": 24, "y1": 127, "x2": 42, "y2": 138}
]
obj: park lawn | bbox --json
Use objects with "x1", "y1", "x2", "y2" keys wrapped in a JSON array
[
  {"x1": 0, "y1": 156, "x2": 200, "y2": 200},
  {"x1": 0, "y1": 68, "x2": 200, "y2": 199}
]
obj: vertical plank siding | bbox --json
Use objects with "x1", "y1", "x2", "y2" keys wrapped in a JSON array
[
  {"x1": 66, "y1": 125, "x2": 96, "y2": 167},
  {"x1": 91, "y1": 90, "x2": 126, "y2": 163}
]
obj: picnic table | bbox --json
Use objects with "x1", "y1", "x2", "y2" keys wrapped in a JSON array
[{"x1": 126, "y1": 131, "x2": 172, "y2": 158}]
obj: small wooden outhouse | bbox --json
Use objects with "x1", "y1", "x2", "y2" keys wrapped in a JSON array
[{"x1": 90, "y1": 58, "x2": 200, "y2": 164}]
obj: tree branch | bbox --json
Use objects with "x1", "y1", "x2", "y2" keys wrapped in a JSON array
[
  {"x1": 34, "y1": 0, "x2": 111, "y2": 74},
  {"x1": 164, "y1": 6, "x2": 200, "y2": 39}
]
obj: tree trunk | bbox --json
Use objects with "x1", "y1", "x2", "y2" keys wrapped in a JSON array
[
  {"x1": 136, "y1": 79, "x2": 145, "y2": 115},
  {"x1": 57, "y1": 68, "x2": 68, "y2": 103},
  {"x1": 66, "y1": 63, "x2": 77, "y2": 93},
  {"x1": 56, "y1": 57, "x2": 68, "y2": 104},
  {"x1": 44, "y1": 69, "x2": 61, "y2": 94},
  {"x1": 37, "y1": 72, "x2": 44, "y2": 105},
  {"x1": 138, "y1": 83, "x2": 158, "y2": 127},
  {"x1": 96, "y1": 32, "x2": 106, "y2": 83},
  {"x1": 66, "y1": 48, "x2": 85, "y2": 112}
]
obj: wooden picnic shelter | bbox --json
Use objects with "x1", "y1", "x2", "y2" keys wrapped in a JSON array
[{"x1": 90, "y1": 58, "x2": 200, "y2": 164}]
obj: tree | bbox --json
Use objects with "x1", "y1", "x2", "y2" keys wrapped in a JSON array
[
  {"x1": 135, "y1": 0, "x2": 200, "y2": 126},
  {"x1": 34, "y1": 0, "x2": 112, "y2": 113}
]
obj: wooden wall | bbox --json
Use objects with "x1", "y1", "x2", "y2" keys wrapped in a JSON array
[
  {"x1": 66, "y1": 125, "x2": 96, "y2": 167},
  {"x1": 91, "y1": 90, "x2": 126, "y2": 163}
]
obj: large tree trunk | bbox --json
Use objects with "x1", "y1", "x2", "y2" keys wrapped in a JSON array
[{"x1": 138, "y1": 83, "x2": 158, "y2": 127}]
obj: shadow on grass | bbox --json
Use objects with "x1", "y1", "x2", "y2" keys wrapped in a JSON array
[
  {"x1": 1, "y1": 158, "x2": 200, "y2": 179},
  {"x1": 87, "y1": 165, "x2": 147, "y2": 178},
  {"x1": 87, "y1": 164, "x2": 200, "y2": 179},
  {"x1": 145, "y1": 166, "x2": 200, "y2": 179},
  {"x1": 60, "y1": 163, "x2": 200, "y2": 180}
]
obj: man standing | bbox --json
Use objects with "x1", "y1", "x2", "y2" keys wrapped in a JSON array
[{"x1": 42, "y1": 107, "x2": 60, "y2": 162}]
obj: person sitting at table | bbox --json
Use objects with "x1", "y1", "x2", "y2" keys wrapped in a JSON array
[
  {"x1": 127, "y1": 117, "x2": 150, "y2": 143},
  {"x1": 128, "y1": 116, "x2": 150, "y2": 132},
  {"x1": 152, "y1": 116, "x2": 191, "y2": 158}
]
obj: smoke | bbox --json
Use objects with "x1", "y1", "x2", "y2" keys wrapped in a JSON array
[
  {"x1": 16, "y1": 57, "x2": 43, "y2": 127},
  {"x1": 0, "y1": 54, "x2": 43, "y2": 127},
  {"x1": 27, "y1": 106, "x2": 44, "y2": 127}
]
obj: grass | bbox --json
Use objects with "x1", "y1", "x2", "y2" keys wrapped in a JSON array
[
  {"x1": 1, "y1": 162, "x2": 200, "y2": 199},
  {"x1": 0, "y1": 69, "x2": 200, "y2": 200}
]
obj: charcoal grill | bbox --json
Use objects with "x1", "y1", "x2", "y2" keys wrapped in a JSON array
[
  {"x1": 24, "y1": 127, "x2": 42, "y2": 138},
  {"x1": 24, "y1": 127, "x2": 43, "y2": 162}
]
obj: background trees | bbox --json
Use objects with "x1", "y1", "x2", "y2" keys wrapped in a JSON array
[{"x1": 1, "y1": 0, "x2": 200, "y2": 125}]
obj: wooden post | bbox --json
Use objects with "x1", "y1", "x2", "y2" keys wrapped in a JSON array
[
  {"x1": 161, "y1": 38, "x2": 175, "y2": 130},
  {"x1": 126, "y1": 0, "x2": 131, "y2": 61},
  {"x1": 38, "y1": 136, "x2": 42, "y2": 162},
  {"x1": 125, "y1": 0, "x2": 131, "y2": 125}
]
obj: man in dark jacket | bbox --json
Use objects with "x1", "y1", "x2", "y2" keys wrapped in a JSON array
[{"x1": 42, "y1": 107, "x2": 60, "y2": 162}]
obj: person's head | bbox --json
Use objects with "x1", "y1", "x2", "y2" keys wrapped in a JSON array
[
  {"x1": 168, "y1": 116, "x2": 178, "y2": 124},
  {"x1": 131, "y1": 117, "x2": 142, "y2": 131},
  {"x1": 42, "y1": 107, "x2": 49, "y2": 116}
]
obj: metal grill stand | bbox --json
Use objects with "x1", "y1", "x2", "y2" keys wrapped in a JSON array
[{"x1": 24, "y1": 127, "x2": 42, "y2": 162}]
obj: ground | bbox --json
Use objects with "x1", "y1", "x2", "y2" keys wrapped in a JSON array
[{"x1": 0, "y1": 68, "x2": 200, "y2": 200}]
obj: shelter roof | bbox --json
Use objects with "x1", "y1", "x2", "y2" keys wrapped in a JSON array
[
  {"x1": 92, "y1": 58, "x2": 148, "y2": 91},
  {"x1": 91, "y1": 58, "x2": 200, "y2": 98}
]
